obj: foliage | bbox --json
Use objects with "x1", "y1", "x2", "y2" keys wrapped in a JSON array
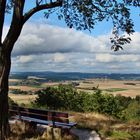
[
  {"x1": 4, "y1": 0, "x2": 140, "y2": 49},
  {"x1": 121, "y1": 101, "x2": 140, "y2": 122},
  {"x1": 33, "y1": 84, "x2": 85, "y2": 111},
  {"x1": 110, "y1": 131, "x2": 133, "y2": 140},
  {"x1": 32, "y1": 84, "x2": 140, "y2": 121},
  {"x1": 46, "y1": 0, "x2": 139, "y2": 49},
  {"x1": 131, "y1": 132, "x2": 140, "y2": 140}
]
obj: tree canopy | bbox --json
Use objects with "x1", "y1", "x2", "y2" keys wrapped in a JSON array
[{"x1": 1, "y1": 0, "x2": 139, "y2": 51}]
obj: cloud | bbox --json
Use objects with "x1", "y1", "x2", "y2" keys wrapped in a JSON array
[
  {"x1": 53, "y1": 53, "x2": 67, "y2": 62},
  {"x1": 2, "y1": 22, "x2": 140, "y2": 73},
  {"x1": 95, "y1": 54, "x2": 140, "y2": 63},
  {"x1": 17, "y1": 56, "x2": 34, "y2": 63},
  {"x1": 11, "y1": 23, "x2": 111, "y2": 56}
]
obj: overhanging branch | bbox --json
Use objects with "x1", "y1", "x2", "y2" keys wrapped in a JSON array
[{"x1": 23, "y1": 0, "x2": 62, "y2": 24}]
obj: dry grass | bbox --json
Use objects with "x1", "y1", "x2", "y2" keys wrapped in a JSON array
[
  {"x1": 9, "y1": 94, "x2": 37, "y2": 104},
  {"x1": 8, "y1": 122, "x2": 78, "y2": 140},
  {"x1": 73, "y1": 112, "x2": 140, "y2": 130},
  {"x1": 41, "y1": 81, "x2": 70, "y2": 88},
  {"x1": 9, "y1": 79, "x2": 22, "y2": 82},
  {"x1": 71, "y1": 112, "x2": 140, "y2": 139},
  {"x1": 8, "y1": 121, "x2": 42, "y2": 140},
  {"x1": 9, "y1": 86, "x2": 41, "y2": 91},
  {"x1": 73, "y1": 112, "x2": 118, "y2": 131}
]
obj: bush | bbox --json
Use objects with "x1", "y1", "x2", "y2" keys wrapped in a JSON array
[
  {"x1": 33, "y1": 85, "x2": 119, "y2": 116},
  {"x1": 32, "y1": 84, "x2": 140, "y2": 122},
  {"x1": 121, "y1": 101, "x2": 140, "y2": 122},
  {"x1": 33, "y1": 85, "x2": 86, "y2": 111}
]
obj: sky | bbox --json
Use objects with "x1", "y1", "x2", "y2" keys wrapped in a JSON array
[{"x1": 3, "y1": 2, "x2": 140, "y2": 73}]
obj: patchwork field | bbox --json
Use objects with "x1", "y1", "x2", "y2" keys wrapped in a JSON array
[
  {"x1": 77, "y1": 79, "x2": 140, "y2": 97},
  {"x1": 9, "y1": 78, "x2": 140, "y2": 105}
]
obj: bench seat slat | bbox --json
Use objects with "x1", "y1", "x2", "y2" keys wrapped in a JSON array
[
  {"x1": 9, "y1": 106, "x2": 77, "y2": 129},
  {"x1": 13, "y1": 115, "x2": 76, "y2": 128}
]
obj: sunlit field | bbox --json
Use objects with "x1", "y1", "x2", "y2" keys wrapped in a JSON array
[
  {"x1": 77, "y1": 79, "x2": 140, "y2": 97},
  {"x1": 9, "y1": 93, "x2": 37, "y2": 104}
]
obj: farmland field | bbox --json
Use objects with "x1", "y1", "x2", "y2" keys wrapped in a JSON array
[
  {"x1": 8, "y1": 76, "x2": 140, "y2": 105},
  {"x1": 9, "y1": 78, "x2": 140, "y2": 98},
  {"x1": 77, "y1": 79, "x2": 140, "y2": 97},
  {"x1": 9, "y1": 93, "x2": 37, "y2": 104}
]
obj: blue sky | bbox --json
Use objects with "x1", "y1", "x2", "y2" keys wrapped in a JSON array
[{"x1": 3, "y1": 2, "x2": 140, "y2": 73}]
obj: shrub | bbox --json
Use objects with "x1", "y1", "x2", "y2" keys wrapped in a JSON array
[
  {"x1": 32, "y1": 84, "x2": 140, "y2": 122},
  {"x1": 121, "y1": 101, "x2": 140, "y2": 122},
  {"x1": 33, "y1": 85, "x2": 86, "y2": 111}
]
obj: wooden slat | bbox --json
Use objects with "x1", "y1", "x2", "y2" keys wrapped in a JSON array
[
  {"x1": 13, "y1": 115, "x2": 75, "y2": 128},
  {"x1": 9, "y1": 106, "x2": 77, "y2": 128},
  {"x1": 9, "y1": 109, "x2": 69, "y2": 122}
]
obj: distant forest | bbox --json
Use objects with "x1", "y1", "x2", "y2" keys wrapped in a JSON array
[{"x1": 10, "y1": 72, "x2": 140, "y2": 81}]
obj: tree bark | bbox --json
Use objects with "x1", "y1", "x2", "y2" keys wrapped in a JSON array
[{"x1": 0, "y1": 48, "x2": 11, "y2": 139}]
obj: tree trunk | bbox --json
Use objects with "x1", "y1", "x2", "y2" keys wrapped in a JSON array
[{"x1": 0, "y1": 49, "x2": 11, "y2": 139}]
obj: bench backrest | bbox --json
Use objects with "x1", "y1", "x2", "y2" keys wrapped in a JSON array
[{"x1": 9, "y1": 106, "x2": 69, "y2": 123}]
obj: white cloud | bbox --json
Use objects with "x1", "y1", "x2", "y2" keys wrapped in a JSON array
[
  {"x1": 11, "y1": 23, "x2": 111, "y2": 56},
  {"x1": 2, "y1": 22, "x2": 139, "y2": 73},
  {"x1": 17, "y1": 56, "x2": 34, "y2": 63},
  {"x1": 95, "y1": 54, "x2": 140, "y2": 63},
  {"x1": 53, "y1": 53, "x2": 67, "y2": 63},
  {"x1": 96, "y1": 54, "x2": 113, "y2": 63}
]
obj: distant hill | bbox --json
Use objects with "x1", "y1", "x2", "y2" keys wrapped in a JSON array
[{"x1": 10, "y1": 72, "x2": 140, "y2": 81}]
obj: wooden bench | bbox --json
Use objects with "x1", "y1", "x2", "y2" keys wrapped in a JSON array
[{"x1": 9, "y1": 106, "x2": 77, "y2": 129}]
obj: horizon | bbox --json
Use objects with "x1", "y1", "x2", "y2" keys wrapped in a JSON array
[{"x1": 10, "y1": 71, "x2": 140, "y2": 75}]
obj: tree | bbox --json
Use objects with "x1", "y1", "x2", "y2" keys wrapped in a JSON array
[{"x1": 0, "y1": 0, "x2": 139, "y2": 139}]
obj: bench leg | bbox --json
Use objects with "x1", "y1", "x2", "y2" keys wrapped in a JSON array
[
  {"x1": 53, "y1": 127, "x2": 62, "y2": 140},
  {"x1": 24, "y1": 121, "x2": 37, "y2": 133},
  {"x1": 42, "y1": 126, "x2": 62, "y2": 140}
]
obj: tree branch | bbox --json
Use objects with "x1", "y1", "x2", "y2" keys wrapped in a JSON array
[
  {"x1": 23, "y1": 0, "x2": 62, "y2": 24},
  {"x1": 0, "y1": 0, "x2": 6, "y2": 45}
]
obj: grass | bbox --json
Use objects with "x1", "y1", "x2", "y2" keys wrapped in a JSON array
[
  {"x1": 71, "y1": 112, "x2": 140, "y2": 140},
  {"x1": 107, "y1": 130, "x2": 140, "y2": 140},
  {"x1": 72, "y1": 112, "x2": 118, "y2": 130},
  {"x1": 104, "y1": 88, "x2": 127, "y2": 92},
  {"x1": 109, "y1": 131, "x2": 133, "y2": 140},
  {"x1": 9, "y1": 122, "x2": 78, "y2": 140}
]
